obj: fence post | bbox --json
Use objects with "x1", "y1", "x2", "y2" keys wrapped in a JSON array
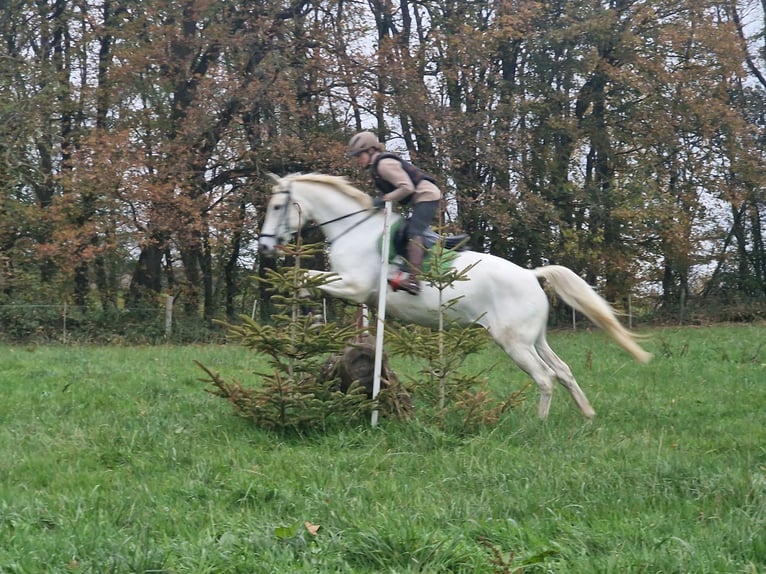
[
  {"x1": 63, "y1": 301, "x2": 68, "y2": 341},
  {"x1": 165, "y1": 295, "x2": 174, "y2": 338}
]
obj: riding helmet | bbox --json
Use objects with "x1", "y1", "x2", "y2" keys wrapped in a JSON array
[{"x1": 346, "y1": 131, "x2": 381, "y2": 157}]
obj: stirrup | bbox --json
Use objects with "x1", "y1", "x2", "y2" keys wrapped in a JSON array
[
  {"x1": 388, "y1": 271, "x2": 421, "y2": 295},
  {"x1": 400, "y1": 275, "x2": 421, "y2": 295}
]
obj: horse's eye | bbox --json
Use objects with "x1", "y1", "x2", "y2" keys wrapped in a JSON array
[{"x1": 273, "y1": 204, "x2": 282, "y2": 211}]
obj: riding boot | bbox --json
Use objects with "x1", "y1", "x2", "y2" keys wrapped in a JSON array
[{"x1": 401, "y1": 237, "x2": 424, "y2": 295}]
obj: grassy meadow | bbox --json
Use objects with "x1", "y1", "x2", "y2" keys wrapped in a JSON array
[{"x1": 0, "y1": 323, "x2": 764, "y2": 573}]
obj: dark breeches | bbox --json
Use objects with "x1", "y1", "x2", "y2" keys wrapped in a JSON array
[{"x1": 407, "y1": 200, "x2": 439, "y2": 238}]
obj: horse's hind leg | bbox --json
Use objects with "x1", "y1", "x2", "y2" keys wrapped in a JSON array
[
  {"x1": 497, "y1": 341, "x2": 557, "y2": 420},
  {"x1": 536, "y1": 339, "x2": 595, "y2": 419}
]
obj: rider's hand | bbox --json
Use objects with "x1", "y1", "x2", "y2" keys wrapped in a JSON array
[{"x1": 372, "y1": 197, "x2": 385, "y2": 209}]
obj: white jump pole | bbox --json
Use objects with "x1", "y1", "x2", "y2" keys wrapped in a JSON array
[{"x1": 371, "y1": 201, "x2": 392, "y2": 427}]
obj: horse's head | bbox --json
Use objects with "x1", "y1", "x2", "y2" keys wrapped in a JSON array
[
  {"x1": 258, "y1": 175, "x2": 305, "y2": 256},
  {"x1": 258, "y1": 172, "x2": 375, "y2": 256}
]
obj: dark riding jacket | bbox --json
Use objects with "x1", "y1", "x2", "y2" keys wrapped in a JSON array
[{"x1": 369, "y1": 153, "x2": 441, "y2": 205}]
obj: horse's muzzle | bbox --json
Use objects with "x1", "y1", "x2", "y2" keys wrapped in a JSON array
[{"x1": 258, "y1": 235, "x2": 282, "y2": 257}]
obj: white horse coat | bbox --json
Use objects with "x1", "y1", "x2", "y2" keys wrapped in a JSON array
[{"x1": 258, "y1": 173, "x2": 651, "y2": 419}]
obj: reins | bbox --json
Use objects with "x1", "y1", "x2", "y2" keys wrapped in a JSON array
[{"x1": 306, "y1": 209, "x2": 377, "y2": 244}]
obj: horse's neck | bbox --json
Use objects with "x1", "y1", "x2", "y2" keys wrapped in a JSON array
[
  {"x1": 297, "y1": 189, "x2": 382, "y2": 273},
  {"x1": 307, "y1": 197, "x2": 358, "y2": 227},
  {"x1": 297, "y1": 188, "x2": 370, "y2": 241}
]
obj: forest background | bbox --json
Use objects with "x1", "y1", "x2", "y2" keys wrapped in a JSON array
[{"x1": 0, "y1": 0, "x2": 764, "y2": 342}]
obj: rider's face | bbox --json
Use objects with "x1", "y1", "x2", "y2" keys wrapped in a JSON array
[{"x1": 356, "y1": 150, "x2": 371, "y2": 169}]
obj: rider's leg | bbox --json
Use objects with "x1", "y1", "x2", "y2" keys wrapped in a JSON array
[
  {"x1": 400, "y1": 200, "x2": 439, "y2": 295},
  {"x1": 401, "y1": 237, "x2": 424, "y2": 294}
]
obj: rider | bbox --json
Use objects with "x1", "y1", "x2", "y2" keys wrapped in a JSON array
[{"x1": 346, "y1": 131, "x2": 441, "y2": 295}]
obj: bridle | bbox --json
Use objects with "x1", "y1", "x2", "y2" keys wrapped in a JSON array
[{"x1": 259, "y1": 185, "x2": 378, "y2": 247}]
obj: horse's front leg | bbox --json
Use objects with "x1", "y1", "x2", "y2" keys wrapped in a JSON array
[{"x1": 306, "y1": 270, "x2": 373, "y2": 304}]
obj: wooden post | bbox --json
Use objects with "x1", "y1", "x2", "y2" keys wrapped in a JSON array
[
  {"x1": 63, "y1": 301, "x2": 68, "y2": 341},
  {"x1": 165, "y1": 295, "x2": 174, "y2": 338}
]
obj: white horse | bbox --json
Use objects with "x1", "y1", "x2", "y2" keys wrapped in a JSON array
[{"x1": 258, "y1": 173, "x2": 651, "y2": 419}]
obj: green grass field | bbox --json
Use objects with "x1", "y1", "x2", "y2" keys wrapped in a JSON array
[{"x1": 0, "y1": 324, "x2": 764, "y2": 573}]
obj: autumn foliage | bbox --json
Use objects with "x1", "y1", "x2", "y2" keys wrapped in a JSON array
[{"x1": 0, "y1": 0, "x2": 764, "y2": 338}]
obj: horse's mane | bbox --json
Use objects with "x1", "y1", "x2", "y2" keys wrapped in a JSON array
[{"x1": 274, "y1": 173, "x2": 372, "y2": 208}]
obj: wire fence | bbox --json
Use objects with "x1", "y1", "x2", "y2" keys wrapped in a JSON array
[
  {"x1": 0, "y1": 297, "x2": 231, "y2": 344},
  {"x1": 0, "y1": 292, "x2": 755, "y2": 344}
]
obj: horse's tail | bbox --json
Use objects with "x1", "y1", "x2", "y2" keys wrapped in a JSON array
[{"x1": 533, "y1": 265, "x2": 652, "y2": 364}]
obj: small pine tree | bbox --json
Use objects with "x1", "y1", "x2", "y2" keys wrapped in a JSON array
[{"x1": 197, "y1": 241, "x2": 375, "y2": 433}]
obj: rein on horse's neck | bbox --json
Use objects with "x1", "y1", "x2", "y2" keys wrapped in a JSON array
[
  {"x1": 292, "y1": 185, "x2": 377, "y2": 245},
  {"x1": 308, "y1": 208, "x2": 377, "y2": 245}
]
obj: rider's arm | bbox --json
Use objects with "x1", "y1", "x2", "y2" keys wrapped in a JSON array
[{"x1": 376, "y1": 158, "x2": 416, "y2": 203}]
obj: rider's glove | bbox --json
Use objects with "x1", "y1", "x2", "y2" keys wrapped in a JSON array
[{"x1": 372, "y1": 197, "x2": 386, "y2": 210}]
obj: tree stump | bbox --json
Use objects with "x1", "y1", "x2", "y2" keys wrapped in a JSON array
[{"x1": 320, "y1": 341, "x2": 412, "y2": 417}]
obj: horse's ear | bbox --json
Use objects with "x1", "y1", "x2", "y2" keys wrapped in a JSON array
[{"x1": 266, "y1": 172, "x2": 280, "y2": 184}]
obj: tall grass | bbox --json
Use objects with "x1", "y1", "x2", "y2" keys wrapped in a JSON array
[{"x1": 0, "y1": 324, "x2": 764, "y2": 573}]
